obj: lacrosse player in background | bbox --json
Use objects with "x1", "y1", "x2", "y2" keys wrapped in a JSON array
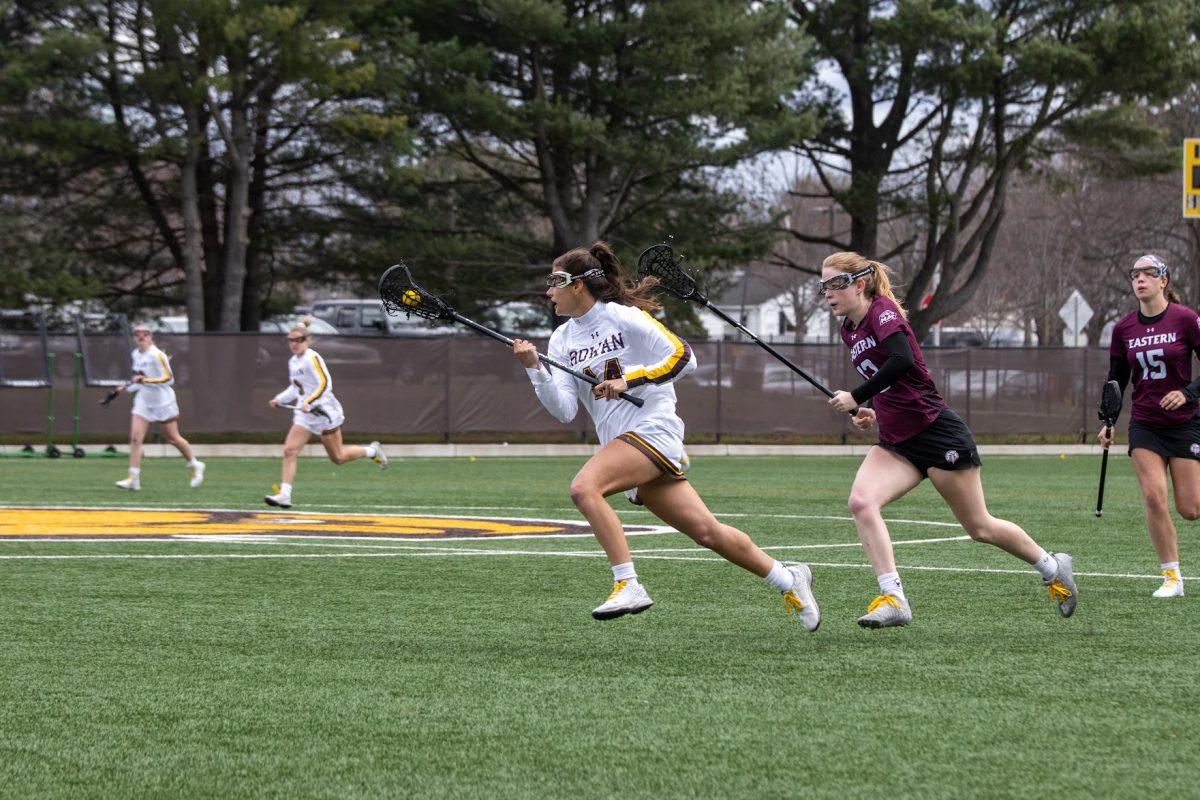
[
  {"x1": 822, "y1": 252, "x2": 1077, "y2": 628},
  {"x1": 264, "y1": 318, "x2": 387, "y2": 508},
  {"x1": 511, "y1": 242, "x2": 820, "y2": 628},
  {"x1": 1099, "y1": 255, "x2": 1200, "y2": 598},
  {"x1": 112, "y1": 323, "x2": 204, "y2": 491}
]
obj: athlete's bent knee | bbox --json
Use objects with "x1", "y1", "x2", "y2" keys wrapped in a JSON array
[
  {"x1": 848, "y1": 491, "x2": 880, "y2": 518},
  {"x1": 685, "y1": 521, "x2": 721, "y2": 550},
  {"x1": 569, "y1": 481, "x2": 601, "y2": 508},
  {"x1": 1177, "y1": 501, "x2": 1200, "y2": 521},
  {"x1": 962, "y1": 519, "x2": 995, "y2": 543}
]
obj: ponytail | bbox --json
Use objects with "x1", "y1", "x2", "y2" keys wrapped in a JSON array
[
  {"x1": 553, "y1": 241, "x2": 661, "y2": 312},
  {"x1": 821, "y1": 252, "x2": 908, "y2": 318}
]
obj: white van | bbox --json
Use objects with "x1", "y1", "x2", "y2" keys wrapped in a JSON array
[{"x1": 309, "y1": 299, "x2": 448, "y2": 337}]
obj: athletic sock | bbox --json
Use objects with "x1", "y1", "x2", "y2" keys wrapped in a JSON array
[
  {"x1": 612, "y1": 561, "x2": 638, "y2": 585},
  {"x1": 1162, "y1": 561, "x2": 1181, "y2": 578},
  {"x1": 363, "y1": 444, "x2": 378, "y2": 459},
  {"x1": 1032, "y1": 549, "x2": 1059, "y2": 581},
  {"x1": 877, "y1": 571, "x2": 907, "y2": 603},
  {"x1": 128, "y1": 467, "x2": 141, "y2": 476},
  {"x1": 280, "y1": 482, "x2": 293, "y2": 497},
  {"x1": 187, "y1": 459, "x2": 200, "y2": 468},
  {"x1": 765, "y1": 560, "x2": 796, "y2": 592}
]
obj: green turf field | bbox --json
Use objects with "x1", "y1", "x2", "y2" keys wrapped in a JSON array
[{"x1": 0, "y1": 454, "x2": 1194, "y2": 798}]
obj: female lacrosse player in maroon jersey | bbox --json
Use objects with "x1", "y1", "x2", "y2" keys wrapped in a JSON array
[
  {"x1": 821, "y1": 252, "x2": 1077, "y2": 628},
  {"x1": 1099, "y1": 255, "x2": 1200, "y2": 598}
]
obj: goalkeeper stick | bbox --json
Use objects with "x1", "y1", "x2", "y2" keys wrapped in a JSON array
[{"x1": 379, "y1": 260, "x2": 644, "y2": 408}]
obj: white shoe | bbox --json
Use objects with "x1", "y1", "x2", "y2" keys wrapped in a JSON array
[
  {"x1": 591, "y1": 580, "x2": 653, "y2": 620},
  {"x1": 857, "y1": 594, "x2": 913, "y2": 629},
  {"x1": 264, "y1": 486, "x2": 292, "y2": 508},
  {"x1": 115, "y1": 474, "x2": 141, "y2": 491},
  {"x1": 189, "y1": 461, "x2": 206, "y2": 488},
  {"x1": 783, "y1": 564, "x2": 821, "y2": 632},
  {"x1": 369, "y1": 441, "x2": 388, "y2": 469},
  {"x1": 1043, "y1": 551, "x2": 1078, "y2": 618},
  {"x1": 1152, "y1": 569, "x2": 1184, "y2": 598}
]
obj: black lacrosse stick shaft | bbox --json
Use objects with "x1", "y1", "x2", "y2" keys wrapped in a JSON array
[
  {"x1": 1095, "y1": 379, "x2": 1122, "y2": 517},
  {"x1": 1095, "y1": 425, "x2": 1111, "y2": 517},
  {"x1": 638, "y1": 241, "x2": 857, "y2": 416},
  {"x1": 449, "y1": 313, "x2": 645, "y2": 408},
  {"x1": 380, "y1": 262, "x2": 644, "y2": 407}
]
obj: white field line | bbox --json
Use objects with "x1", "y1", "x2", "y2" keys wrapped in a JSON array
[{"x1": 0, "y1": 546, "x2": 1184, "y2": 583}]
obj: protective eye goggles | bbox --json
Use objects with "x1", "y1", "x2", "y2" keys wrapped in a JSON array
[
  {"x1": 1128, "y1": 262, "x2": 1166, "y2": 281},
  {"x1": 818, "y1": 265, "x2": 875, "y2": 293},
  {"x1": 546, "y1": 268, "x2": 603, "y2": 289}
]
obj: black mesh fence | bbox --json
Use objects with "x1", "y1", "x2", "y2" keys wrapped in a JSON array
[{"x1": 0, "y1": 333, "x2": 1115, "y2": 441}]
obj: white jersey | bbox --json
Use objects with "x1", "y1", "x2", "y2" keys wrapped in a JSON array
[
  {"x1": 527, "y1": 301, "x2": 695, "y2": 446},
  {"x1": 273, "y1": 348, "x2": 345, "y2": 432},
  {"x1": 125, "y1": 345, "x2": 176, "y2": 408}
]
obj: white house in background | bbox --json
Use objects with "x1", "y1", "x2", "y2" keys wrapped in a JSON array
[{"x1": 696, "y1": 265, "x2": 836, "y2": 343}]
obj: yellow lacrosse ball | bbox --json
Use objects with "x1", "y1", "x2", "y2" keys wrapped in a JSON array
[{"x1": 402, "y1": 289, "x2": 421, "y2": 307}]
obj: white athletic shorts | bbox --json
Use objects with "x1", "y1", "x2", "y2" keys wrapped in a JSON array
[
  {"x1": 293, "y1": 397, "x2": 345, "y2": 436},
  {"x1": 132, "y1": 395, "x2": 180, "y2": 423},
  {"x1": 614, "y1": 420, "x2": 690, "y2": 504}
]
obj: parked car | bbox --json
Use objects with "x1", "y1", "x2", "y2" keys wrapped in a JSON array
[
  {"x1": 259, "y1": 316, "x2": 340, "y2": 336},
  {"x1": 310, "y1": 298, "x2": 451, "y2": 337}
]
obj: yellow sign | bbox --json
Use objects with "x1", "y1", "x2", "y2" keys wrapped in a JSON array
[
  {"x1": 1185, "y1": 138, "x2": 1200, "y2": 219},
  {"x1": 0, "y1": 508, "x2": 637, "y2": 539}
]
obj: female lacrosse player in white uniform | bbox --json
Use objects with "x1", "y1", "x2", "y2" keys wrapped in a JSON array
[
  {"x1": 264, "y1": 319, "x2": 387, "y2": 508},
  {"x1": 114, "y1": 323, "x2": 204, "y2": 491},
  {"x1": 511, "y1": 242, "x2": 819, "y2": 627},
  {"x1": 1098, "y1": 255, "x2": 1200, "y2": 598},
  {"x1": 822, "y1": 252, "x2": 1076, "y2": 628}
]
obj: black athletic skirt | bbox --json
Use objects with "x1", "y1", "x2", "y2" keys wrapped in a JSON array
[
  {"x1": 880, "y1": 408, "x2": 982, "y2": 477},
  {"x1": 1128, "y1": 418, "x2": 1200, "y2": 461}
]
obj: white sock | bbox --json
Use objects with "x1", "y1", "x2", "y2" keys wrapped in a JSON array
[
  {"x1": 128, "y1": 467, "x2": 141, "y2": 476},
  {"x1": 612, "y1": 562, "x2": 638, "y2": 585},
  {"x1": 1162, "y1": 561, "x2": 1180, "y2": 577},
  {"x1": 188, "y1": 459, "x2": 200, "y2": 468},
  {"x1": 1032, "y1": 550, "x2": 1058, "y2": 581},
  {"x1": 363, "y1": 444, "x2": 378, "y2": 459},
  {"x1": 877, "y1": 571, "x2": 906, "y2": 603},
  {"x1": 280, "y1": 482, "x2": 293, "y2": 497},
  {"x1": 765, "y1": 560, "x2": 796, "y2": 592}
]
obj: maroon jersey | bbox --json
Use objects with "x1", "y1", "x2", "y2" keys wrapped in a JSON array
[
  {"x1": 840, "y1": 295, "x2": 947, "y2": 444},
  {"x1": 1110, "y1": 303, "x2": 1200, "y2": 426}
]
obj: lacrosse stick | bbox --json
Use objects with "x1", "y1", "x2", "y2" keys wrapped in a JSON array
[
  {"x1": 99, "y1": 383, "x2": 133, "y2": 406},
  {"x1": 637, "y1": 240, "x2": 856, "y2": 415},
  {"x1": 1095, "y1": 379, "x2": 1123, "y2": 517},
  {"x1": 379, "y1": 261, "x2": 644, "y2": 408},
  {"x1": 276, "y1": 401, "x2": 331, "y2": 421}
]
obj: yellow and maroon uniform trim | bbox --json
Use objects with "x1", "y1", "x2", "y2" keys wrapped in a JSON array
[
  {"x1": 305, "y1": 354, "x2": 329, "y2": 404},
  {"x1": 141, "y1": 351, "x2": 173, "y2": 384},
  {"x1": 617, "y1": 431, "x2": 686, "y2": 479},
  {"x1": 624, "y1": 312, "x2": 692, "y2": 388}
]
